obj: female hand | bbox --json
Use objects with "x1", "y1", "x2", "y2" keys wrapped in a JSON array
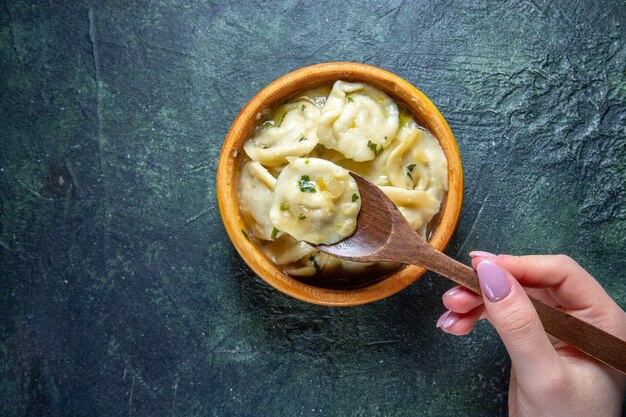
[{"x1": 437, "y1": 253, "x2": 626, "y2": 417}]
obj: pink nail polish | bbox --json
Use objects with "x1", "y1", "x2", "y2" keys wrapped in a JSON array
[
  {"x1": 469, "y1": 250, "x2": 497, "y2": 258},
  {"x1": 436, "y1": 311, "x2": 451, "y2": 328},
  {"x1": 436, "y1": 311, "x2": 460, "y2": 330},
  {"x1": 444, "y1": 287, "x2": 464, "y2": 297},
  {"x1": 477, "y1": 261, "x2": 511, "y2": 302}
]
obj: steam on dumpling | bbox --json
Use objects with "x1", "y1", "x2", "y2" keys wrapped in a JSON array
[
  {"x1": 238, "y1": 162, "x2": 278, "y2": 240},
  {"x1": 317, "y1": 81, "x2": 399, "y2": 162},
  {"x1": 269, "y1": 158, "x2": 361, "y2": 245},
  {"x1": 244, "y1": 101, "x2": 321, "y2": 166}
]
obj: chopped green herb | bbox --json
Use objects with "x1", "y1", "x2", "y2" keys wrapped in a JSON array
[
  {"x1": 352, "y1": 193, "x2": 359, "y2": 202},
  {"x1": 300, "y1": 104, "x2": 306, "y2": 111},
  {"x1": 241, "y1": 229, "x2": 250, "y2": 241},
  {"x1": 262, "y1": 120, "x2": 273, "y2": 128},
  {"x1": 304, "y1": 159, "x2": 310, "y2": 164},
  {"x1": 275, "y1": 111, "x2": 289, "y2": 127},
  {"x1": 346, "y1": 96, "x2": 355, "y2": 103},
  {"x1": 367, "y1": 140, "x2": 384, "y2": 157},
  {"x1": 298, "y1": 136, "x2": 308, "y2": 142},
  {"x1": 280, "y1": 202, "x2": 290, "y2": 211},
  {"x1": 298, "y1": 175, "x2": 317, "y2": 193},
  {"x1": 298, "y1": 213, "x2": 306, "y2": 220},
  {"x1": 309, "y1": 255, "x2": 321, "y2": 273},
  {"x1": 407, "y1": 163, "x2": 416, "y2": 180},
  {"x1": 271, "y1": 227, "x2": 279, "y2": 240}
]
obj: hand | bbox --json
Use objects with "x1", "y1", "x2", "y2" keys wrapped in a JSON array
[{"x1": 437, "y1": 253, "x2": 626, "y2": 417}]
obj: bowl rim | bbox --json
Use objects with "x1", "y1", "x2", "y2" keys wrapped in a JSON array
[{"x1": 217, "y1": 62, "x2": 463, "y2": 306}]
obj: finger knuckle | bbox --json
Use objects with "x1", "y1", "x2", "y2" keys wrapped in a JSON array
[
  {"x1": 526, "y1": 369, "x2": 567, "y2": 399},
  {"x1": 532, "y1": 366, "x2": 569, "y2": 398},
  {"x1": 499, "y1": 305, "x2": 538, "y2": 340},
  {"x1": 554, "y1": 254, "x2": 576, "y2": 268}
]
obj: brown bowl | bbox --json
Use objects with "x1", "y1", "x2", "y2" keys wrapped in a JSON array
[{"x1": 216, "y1": 62, "x2": 463, "y2": 306}]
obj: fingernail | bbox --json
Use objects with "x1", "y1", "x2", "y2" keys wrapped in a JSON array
[
  {"x1": 436, "y1": 311, "x2": 460, "y2": 330},
  {"x1": 477, "y1": 261, "x2": 511, "y2": 302},
  {"x1": 469, "y1": 250, "x2": 497, "y2": 258},
  {"x1": 443, "y1": 286, "x2": 464, "y2": 298}
]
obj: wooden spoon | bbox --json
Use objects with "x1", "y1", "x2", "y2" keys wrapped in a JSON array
[{"x1": 317, "y1": 173, "x2": 626, "y2": 375}]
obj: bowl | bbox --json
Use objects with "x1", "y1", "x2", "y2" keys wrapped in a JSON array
[{"x1": 216, "y1": 62, "x2": 463, "y2": 306}]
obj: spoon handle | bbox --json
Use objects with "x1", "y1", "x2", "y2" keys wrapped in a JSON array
[{"x1": 417, "y1": 248, "x2": 626, "y2": 375}]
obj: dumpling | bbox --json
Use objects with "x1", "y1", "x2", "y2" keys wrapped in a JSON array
[
  {"x1": 311, "y1": 117, "x2": 417, "y2": 186},
  {"x1": 287, "y1": 251, "x2": 397, "y2": 278},
  {"x1": 317, "y1": 81, "x2": 399, "y2": 162},
  {"x1": 262, "y1": 234, "x2": 316, "y2": 266},
  {"x1": 314, "y1": 253, "x2": 371, "y2": 275},
  {"x1": 285, "y1": 252, "x2": 371, "y2": 277},
  {"x1": 379, "y1": 186, "x2": 441, "y2": 235},
  {"x1": 285, "y1": 262, "x2": 317, "y2": 277},
  {"x1": 385, "y1": 120, "x2": 448, "y2": 201},
  {"x1": 292, "y1": 86, "x2": 332, "y2": 109},
  {"x1": 270, "y1": 158, "x2": 361, "y2": 244},
  {"x1": 238, "y1": 161, "x2": 278, "y2": 240},
  {"x1": 243, "y1": 100, "x2": 321, "y2": 166}
]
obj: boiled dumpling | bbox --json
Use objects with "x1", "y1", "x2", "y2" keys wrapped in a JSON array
[
  {"x1": 379, "y1": 186, "x2": 440, "y2": 235},
  {"x1": 311, "y1": 117, "x2": 417, "y2": 186},
  {"x1": 262, "y1": 234, "x2": 316, "y2": 266},
  {"x1": 270, "y1": 158, "x2": 360, "y2": 244},
  {"x1": 244, "y1": 101, "x2": 321, "y2": 166},
  {"x1": 386, "y1": 120, "x2": 448, "y2": 200},
  {"x1": 286, "y1": 251, "x2": 371, "y2": 277},
  {"x1": 238, "y1": 161, "x2": 277, "y2": 240},
  {"x1": 317, "y1": 81, "x2": 399, "y2": 162}
]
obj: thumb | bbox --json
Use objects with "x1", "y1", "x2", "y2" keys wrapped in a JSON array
[{"x1": 476, "y1": 260, "x2": 562, "y2": 383}]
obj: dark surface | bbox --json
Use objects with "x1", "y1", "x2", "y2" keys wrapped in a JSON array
[{"x1": 1, "y1": 1, "x2": 624, "y2": 416}]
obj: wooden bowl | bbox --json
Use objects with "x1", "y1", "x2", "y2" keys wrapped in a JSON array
[{"x1": 217, "y1": 62, "x2": 463, "y2": 306}]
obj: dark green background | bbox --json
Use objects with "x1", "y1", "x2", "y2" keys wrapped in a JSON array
[{"x1": 1, "y1": 1, "x2": 624, "y2": 416}]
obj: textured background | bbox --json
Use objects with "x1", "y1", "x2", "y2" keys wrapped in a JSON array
[{"x1": 1, "y1": 0, "x2": 625, "y2": 416}]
